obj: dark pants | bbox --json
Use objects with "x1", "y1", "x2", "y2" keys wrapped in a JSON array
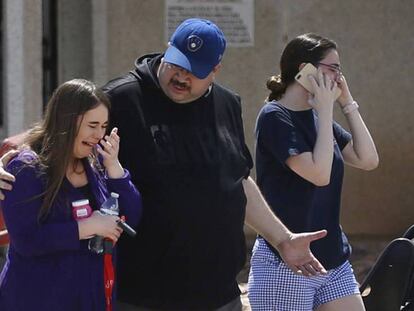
[{"x1": 117, "y1": 296, "x2": 243, "y2": 311}]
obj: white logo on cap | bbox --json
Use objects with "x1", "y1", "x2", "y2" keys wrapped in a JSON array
[{"x1": 187, "y1": 35, "x2": 203, "y2": 52}]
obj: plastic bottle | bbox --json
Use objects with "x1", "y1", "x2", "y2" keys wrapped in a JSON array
[
  {"x1": 88, "y1": 193, "x2": 119, "y2": 254},
  {"x1": 100, "y1": 192, "x2": 119, "y2": 215}
]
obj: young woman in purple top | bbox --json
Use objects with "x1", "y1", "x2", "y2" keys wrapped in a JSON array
[{"x1": 0, "y1": 79, "x2": 142, "y2": 311}]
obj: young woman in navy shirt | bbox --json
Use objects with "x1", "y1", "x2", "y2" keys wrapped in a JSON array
[{"x1": 248, "y1": 34, "x2": 378, "y2": 311}]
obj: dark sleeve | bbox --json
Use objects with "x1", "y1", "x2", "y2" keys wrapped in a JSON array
[
  {"x1": 105, "y1": 170, "x2": 142, "y2": 228},
  {"x1": 102, "y1": 76, "x2": 144, "y2": 186},
  {"x1": 3, "y1": 155, "x2": 80, "y2": 257},
  {"x1": 256, "y1": 107, "x2": 312, "y2": 165},
  {"x1": 333, "y1": 121, "x2": 352, "y2": 150},
  {"x1": 235, "y1": 95, "x2": 253, "y2": 177}
]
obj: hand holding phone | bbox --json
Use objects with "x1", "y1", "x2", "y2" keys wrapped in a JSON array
[{"x1": 295, "y1": 63, "x2": 341, "y2": 99}]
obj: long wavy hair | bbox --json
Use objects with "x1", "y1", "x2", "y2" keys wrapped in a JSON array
[
  {"x1": 24, "y1": 79, "x2": 110, "y2": 219},
  {"x1": 267, "y1": 33, "x2": 337, "y2": 101}
]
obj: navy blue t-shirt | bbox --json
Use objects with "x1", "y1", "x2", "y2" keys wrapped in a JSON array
[{"x1": 255, "y1": 101, "x2": 352, "y2": 269}]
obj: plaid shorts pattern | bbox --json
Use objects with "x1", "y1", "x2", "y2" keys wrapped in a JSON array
[{"x1": 248, "y1": 238, "x2": 360, "y2": 311}]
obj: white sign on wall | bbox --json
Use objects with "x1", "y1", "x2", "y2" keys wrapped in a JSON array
[{"x1": 165, "y1": 0, "x2": 254, "y2": 47}]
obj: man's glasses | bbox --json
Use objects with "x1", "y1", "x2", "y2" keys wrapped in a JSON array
[{"x1": 165, "y1": 62, "x2": 190, "y2": 74}]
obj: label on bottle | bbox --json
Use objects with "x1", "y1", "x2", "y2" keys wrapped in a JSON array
[{"x1": 72, "y1": 199, "x2": 92, "y2": 220}]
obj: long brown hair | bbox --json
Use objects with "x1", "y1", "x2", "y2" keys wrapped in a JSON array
[
  {"x1": 24, "y1": 79, "x2": 110, "y2": 219},
  {"x1": 267, "y1": 33, "x2": 337, "y2": 101}
]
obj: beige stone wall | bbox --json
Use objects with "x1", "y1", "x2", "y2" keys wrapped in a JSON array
[
  {"x1": 58, "y1": 0, "x2": 93, "y2": 82},
  {"x1": 94, "y1": 0, "x2": 414, "y2": 236},
  {"x1": 259, "y1": 1, "x2": 414, "y2": 237},
  {"x1": 105, "y1": 0, "x2": 166, "y2": 81}
]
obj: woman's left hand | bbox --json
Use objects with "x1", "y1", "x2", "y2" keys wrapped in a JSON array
[
  {"x1": 336, "y1": 75, "x2": 354, "y2": 108},
  {"x1": 97, "y1": 127, "x2": 124, "y2": 178}
]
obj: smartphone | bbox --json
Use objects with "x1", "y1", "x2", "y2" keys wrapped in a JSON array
[{"x1": 295, "y1": 63, "x2": 341, "y2": 99}]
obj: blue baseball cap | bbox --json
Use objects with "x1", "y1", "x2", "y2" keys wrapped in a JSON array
[{"x1": 164, "y1": 18, "x2": 226, "y2": 79}]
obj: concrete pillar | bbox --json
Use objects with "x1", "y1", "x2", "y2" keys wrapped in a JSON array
[
  {"x1": 91, "y1": 0, "x2": 109, "y2": 87},
  {"x1": 57, "y1": 0, "x2": 92, "y2": 83},
  {"x1": 2, "y1": 0, "x2": 42, "y2": 137}
]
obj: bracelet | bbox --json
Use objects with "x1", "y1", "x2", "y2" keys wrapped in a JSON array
[{"x1": 342, "y1": 100, "x2": 359, "y2": 115}]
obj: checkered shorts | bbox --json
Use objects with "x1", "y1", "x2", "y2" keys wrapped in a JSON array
[{"x1": 248, "y1": 238, "x2": 360, "y2": 311}]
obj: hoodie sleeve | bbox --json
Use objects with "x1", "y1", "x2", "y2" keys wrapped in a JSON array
[{"x1": 105, "y1": 169, "x2": 142, "y2": 229}]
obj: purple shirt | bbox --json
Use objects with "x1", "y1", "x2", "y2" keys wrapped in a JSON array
[{"x1": 0, "y1": 150, "x2": 142, "y2": 311}]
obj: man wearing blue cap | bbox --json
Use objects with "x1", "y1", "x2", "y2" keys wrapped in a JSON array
[
  {"x1": 0, "y1": 18, "x2": 326, "y2": 310},
  {"x1": 103, "y1": 18, "x2": 327, "y2": 311}
]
